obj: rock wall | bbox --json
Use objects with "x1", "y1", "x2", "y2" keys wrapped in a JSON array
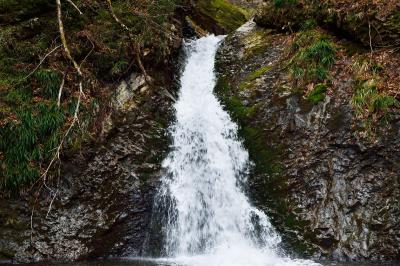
[
  {"x1": 0, "y1": 69, "x2": 177, "y2": 262},
  {"x1": 215, "y1": 21, "x2": 400, "y2": 261}
]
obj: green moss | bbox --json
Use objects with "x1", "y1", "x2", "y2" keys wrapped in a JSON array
[
  {"x1": 225, "y1": 96, "x2": 258, "y2": 121},
  {"x1": 307, "y1": 83, "x2": 327, "y2": 104},
  {"x1": 238, "y1": 66, "x2": 271, "y2": 91},
  {"x1": 246, "y1": 66, "x2": 271, "y2": 81},
  {"x1": 215, "y1": 72, "x2": 316, "y2": 255},
  {"x1": 241, "y1": 29, "x2": 273, "y2": 59},
  {"x1": 197, "y1": 0, "x2": 248, "y2": 32}
]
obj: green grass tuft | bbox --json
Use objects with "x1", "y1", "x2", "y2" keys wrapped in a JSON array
[
  {"x1": 290, "y1": 31, "x2": 336, "y2": 84},
  {"x1": 0, "y1": 102, "x2": 65, "y2": 191},
  {"x1": 352, "y1": 81, "x2": 399, "y2": 117},
  {"x1": 307, "y1": 83, "x2": 327, "y2": 104},
  {"x1": 34, "y1": 69, "x2": 62, "y2": 99}
]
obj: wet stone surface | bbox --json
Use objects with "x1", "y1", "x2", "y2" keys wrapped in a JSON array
[{"x1": 215, "y1": 21, "x2": 400, "y2": 261}]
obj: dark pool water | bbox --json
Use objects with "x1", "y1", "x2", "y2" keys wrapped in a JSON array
[{"x1": 1, "y1": 258, "x2": 399, "y2": 266}]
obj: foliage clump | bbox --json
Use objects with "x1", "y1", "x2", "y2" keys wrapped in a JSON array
[
  {"x1": 307, "y1": 84, "x2": 327, "y2": 104},
  {"x1": 352, "y1": 80, "x2": 399, "y2": 121},
  {"x1": 0, "y1": 102, "x2": 65, "y2": 190},
  {"x1": 290, "y1": 30, "x2": 336, "y2": 85}
]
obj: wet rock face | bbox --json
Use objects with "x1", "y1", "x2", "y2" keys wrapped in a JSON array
[
  {"x1": 215, "y1": 21, "x2": 400, "y2": 261},
  {"x1": 0, "y1": 71, "x2": 176, "y2": 263}
]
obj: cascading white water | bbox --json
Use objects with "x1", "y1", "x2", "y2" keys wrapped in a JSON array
[{"x1": 154, "y1": 35, "x2": 321, "y2": 266}]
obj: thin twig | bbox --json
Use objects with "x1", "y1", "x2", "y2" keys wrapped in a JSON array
[
  {"x1": 23, "y1": 45, "x2": 62, "y2": 80},
  {"x1": 57, "y1": 76, "x2": 65, "y2": 107},
  {"x1": 66, "y1": 0, "x2": 83, "y2": 15},
  {"x1": 134, "y1": 40, "x2": 152, "y2": 85},
  {"x1": 30, "y1": 185, "x2": 42, "y2": 243},
  {"x1": 79, "y1": 36, "x2": 95, "y2": 69},
  {"x1": 368, "y1": 20, "x2": 374, "y2": 55},
  {"x1": 46, "y1": 189, "x2": 59, "y2": 218},
  {"x1": 41, "y1": 82, "x2": 82, "y2": 184},
  {"x1": 106, "y1": 0, "x2": 130, "y2": 32}
]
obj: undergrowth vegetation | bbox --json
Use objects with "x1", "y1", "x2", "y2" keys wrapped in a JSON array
[
  {"x1": 290, "y1": 30, "x2": 336, "y2": 85},
  {"x1": 0, "y1": 0, "x2": 182, "y2": 193},
  {"x1": 352, "y1": 80, "x2": 399, "y2": 123},
  {"x1": 288, "y1": 29, "x2": 336, "y2": 104}
]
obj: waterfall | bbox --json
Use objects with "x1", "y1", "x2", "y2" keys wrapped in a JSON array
[{"x1": 152, "y1": 35, "x2": 320, "y2": 266}]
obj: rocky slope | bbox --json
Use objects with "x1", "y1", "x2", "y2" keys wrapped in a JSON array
[
  {"x1": 0, "y1": 68, "x2": 179, "y2": 263},
  {"x1": 215, "y1": 18, "x2": 400, "y2": 261},
  {"x1": 0, "y1": 0, "x2": 183, "y2": 262}
]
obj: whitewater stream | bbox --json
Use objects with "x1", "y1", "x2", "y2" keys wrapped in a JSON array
[{"x1": 148, "y1": 35, "x2": 320, "y2": 266}]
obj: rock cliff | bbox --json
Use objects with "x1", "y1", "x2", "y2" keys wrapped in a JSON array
[{"x1": 215, "y1": 19, "x2": 400, "y2": 261}]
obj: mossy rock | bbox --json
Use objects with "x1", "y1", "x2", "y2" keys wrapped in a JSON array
[
  {"x1": 214, "y1": 75, "x2": 316, "y2": 256},
  {"x1": 191, "y1": 0, "x2": 249, "y2": 34}
]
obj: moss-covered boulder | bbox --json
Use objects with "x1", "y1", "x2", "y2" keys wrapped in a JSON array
[{"x1": 190, "y1": 0, "x2": 250, "y2": 34}]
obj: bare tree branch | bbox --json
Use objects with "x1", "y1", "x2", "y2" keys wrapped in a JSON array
[
  {"x1": 23, "y1": 45, "x2": 62, "y2": 80},
  {"x1": 57, "y1": 0, "x2": 82, "y2": 76},
  {"x1": 66, "y1": 0, "x2": 83, "y2": 15},
  {"x1": 106, "y1": 0, "x2": 130, "y2": 32}
]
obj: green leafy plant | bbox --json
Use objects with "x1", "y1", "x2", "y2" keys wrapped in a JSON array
[
  {"x1": 34, "y1": 69, "x2": 62, "y2": 99},
  {"x1": 352, "y1": 80, "x2": 399, "y2": 118},
  {"x1": 307, "y1": 83, "x2": 327, "y2": 104},
  {"x1": 290, "y1": 31, "x2": 336, "y2": 84},
  {"x1": 0, "y1": 102, "x2": 65, "y2": 190}
]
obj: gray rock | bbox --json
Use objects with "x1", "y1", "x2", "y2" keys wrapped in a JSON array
[{"x1": 215, "y1": 21, "x2": 400, "y2": 261}]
